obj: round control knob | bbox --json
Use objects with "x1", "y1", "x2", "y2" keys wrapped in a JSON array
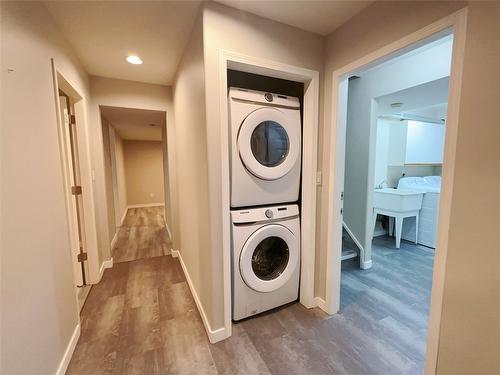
[
  {"x1": 265, "y1": 209, "x2": 273, "y2": 219},
  {"x1": 264, "y1": 92, "x2": 273, "y2": 102}
]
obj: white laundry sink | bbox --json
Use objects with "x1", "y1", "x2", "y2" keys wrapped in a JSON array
[{"x1": 373, "y1": 188, "x2": 424, "y2": 212}]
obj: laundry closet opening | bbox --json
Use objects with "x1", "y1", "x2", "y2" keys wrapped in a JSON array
[{"x1": 226, "y1": 68, "x2": 309, "y2": 322}]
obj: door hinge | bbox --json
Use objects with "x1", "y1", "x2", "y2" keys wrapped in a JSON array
[
  {"x1": 340, "y1": 208, "x2": 343, "y2": 215},
  {"x1": 77, "y1": 252, "x2": 88, "y2": 262},
  {"x1": 341, "y1": 192, "x2": 344, "y2": 200},
  {"x1": 69, "y1": 114, "x2": 76, "y2": 125},
  {"x1": 71, "y1": 185, "x2": 82, "y2": 195}
]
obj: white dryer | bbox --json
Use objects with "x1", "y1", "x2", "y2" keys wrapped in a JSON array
[
  {"x1": 231, "y1": 204, "x2": 300, "y2": 321},
  {"x1": 229, "y1": 87, "x2": 302, "y2": 208}
]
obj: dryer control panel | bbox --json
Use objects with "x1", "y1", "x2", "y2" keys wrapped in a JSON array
[{"x1": 231, "y1": 204, "x2": 299, "y2": 224}]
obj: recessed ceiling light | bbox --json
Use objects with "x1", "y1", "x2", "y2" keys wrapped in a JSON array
[{"x1": 126, "y1": 55, "x2": 143, "y2": 65}]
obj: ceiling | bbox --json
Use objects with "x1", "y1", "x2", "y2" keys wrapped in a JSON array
[
  {"x1": 44, "y1": 1, "x2": 373, "y2": 85},
  {"x1": 214, "y1": 0, "x2": 374, "y2": 36},
  {"x1": 100, "y1": 106, "x2": 166, "y2": 141},
  {"x1": 378, "y1": 77, "x2": 450, "y2": 121},
  {"x1": 44, "y1": 1, "x2": 202, "y2": 85}
]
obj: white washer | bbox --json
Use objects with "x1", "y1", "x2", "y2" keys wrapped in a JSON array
[
  {"x1": 231, "y1": 204, "x2": 300, "y2": 321},
  {"x1": 229, "y1": 87, "x2": 302, "y2": 208}
]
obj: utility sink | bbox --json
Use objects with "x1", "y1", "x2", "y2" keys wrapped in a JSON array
[{"x1": 373, "y1": 188, "x2": 423, "y2": 212}]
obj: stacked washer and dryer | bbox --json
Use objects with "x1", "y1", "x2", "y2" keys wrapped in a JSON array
[{"x1": 228, "y1": 87, "x2": 302, "y2": 321}]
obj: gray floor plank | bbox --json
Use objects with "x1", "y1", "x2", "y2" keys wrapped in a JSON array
[{"x1": 67, "y1": 209, "x2": 434, "y2": 374}]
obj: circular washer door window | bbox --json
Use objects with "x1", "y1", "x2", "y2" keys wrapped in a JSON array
[
  {"x1": 238, "y1": 107, "x2": 300, "y2": 180},
  {"x1": 239, "y1": 224, "x2": 299, "y2": 293}
]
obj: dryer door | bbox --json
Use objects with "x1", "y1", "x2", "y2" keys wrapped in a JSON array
[
  {"x1": 239, "y1": 224, "x2": 299, "y2": 293},
  {"x1": 238, "y1": 107, "x2": 300, "y2": 180}
]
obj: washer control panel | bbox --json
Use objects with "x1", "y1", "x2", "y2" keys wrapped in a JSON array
[{"x1": 231, "y1": 204, "x2": 299, "y2": 224}]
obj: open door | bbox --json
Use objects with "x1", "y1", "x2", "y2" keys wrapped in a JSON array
[{"x1": 58, "y1": 91, "x2": 90, "y2": 290}]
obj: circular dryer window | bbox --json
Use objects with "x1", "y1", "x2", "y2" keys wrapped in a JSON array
[
  {"x1": 240, "y1": 224, "x2": 299, "y2": 293},
  {"x1": 251, "y1": 236, "x2": 289, "y2": 280},
  {"x1": 250, "y1": 122, "x2": 289, "y2": 167},
  {"x1": 238, "y1": 107, "x2": 300, "y2": 181}
]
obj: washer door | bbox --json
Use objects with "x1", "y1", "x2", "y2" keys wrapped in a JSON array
[
  {"x1": 239, "y1": 224, "x2": 299, "y2": 293},
  {"x1": 238, "y1": 107, "x2": 300, "y2": 180}
]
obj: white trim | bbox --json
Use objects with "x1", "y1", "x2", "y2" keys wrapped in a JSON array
[
  {"x1": 120, "y1": 207, "x2": 128, "y2": 226},
  {"x1": 51, "y1": 63, "x2": 101, "y2": 287},
  {"x1": 55, "y1": 324, "x2": 80, "y2": 375},
  {"x1": 97, "y1": 257, "x2": 114, "y2": 282},
  {"x1": 127, "y1": 203, "x2": 165, "y2": 209},
  {"x1": 217, "y1": 51, "x2": 320, "y2": 340},
  {"x1": 110, "y1": 231, "x2": 118, "y2": 251},
  {"x1": 165, "y1": 223, "x2": 173, "y2": 243},
  {"x1": 313, "y1": 297, "x2": 329, "y2": 312},
  {"x1": 342, "y1": 222, "x2": 365, "y2": 255},
  {"x1": 170, "y1": 250, "x2": 229, "y2": 343},
  {"x1": 323, "y1": 9, "x2": 468, "y2": 375},
  {"x1": 342, "y1": 223, "x2": 372, "y2": 269}
]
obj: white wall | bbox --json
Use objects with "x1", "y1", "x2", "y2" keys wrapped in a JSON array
[
  {"x1": 374, "y1": 119, "x2": 391, "y2": 187},
  {"x1": 0, "y1": 2, "x2": 89, "y2": 374},
  {"x1": 343, "y1": 37, "x2": 452, "y2": 257}
]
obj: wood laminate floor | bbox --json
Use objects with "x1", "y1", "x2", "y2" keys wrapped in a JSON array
[
  {"x1": 68, "y1": 209, "x2": 434, "y2": 374},
  {"x1": 112, "y1": 207, "x2": 171, "y2": 263}
]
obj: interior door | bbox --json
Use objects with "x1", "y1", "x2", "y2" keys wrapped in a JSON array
[{"x1": 59, "y1": 93, "x2": 89, "y2": 287}]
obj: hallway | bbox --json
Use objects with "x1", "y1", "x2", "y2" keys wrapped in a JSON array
[
  {"x1": 67, "y1": 208, "x2": 432, "y2": 374},
  {"x1": 113, "y1": 206, "x2": 171, "y2": 263}
]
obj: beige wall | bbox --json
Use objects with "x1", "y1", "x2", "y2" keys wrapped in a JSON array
[
  {"x1": 202, "y1": 2, "x2": 325, "y2": 330},
  {"x1": 436, "y1": 3, "x2": 500, "y2": 374},
  {"x1": 123, "y1": 140, "x2": 165, "y2": 205},
  {"x1": 0, "y1": 2, "x2": 89, "y2": 374},
  {"x1": 173, "y1": 12, "x2": 214, "y2": 326},
  {"x1": 89, "y1": 76, "x2": 178, "y2": 258},
  {"x1": 320, "y1": 1, "x2": 499, "y2": 373}
]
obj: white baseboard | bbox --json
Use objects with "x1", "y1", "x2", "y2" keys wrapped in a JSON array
[
  {"x1": 361, "y1": 260, "x2": 373, "y2": 270},
  {"x1": 127, "y1": 203, "x2": 165, "y2": 209},
  {"x1": 170, "y1": 249, "x2": 228, "y2": 343},
  {"x1": 97, "y1": 257, "x2": 114, "y2": 282},
  {"x1": 313, "y1": 297, "x2": 329, "y2": 312},
  {"x1": 55, "y1": 323, "x2": 80, "y2": 375}
]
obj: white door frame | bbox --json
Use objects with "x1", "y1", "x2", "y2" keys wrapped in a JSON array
[
  {"x1": 51, "y1": 61, "x2": 101, "y2": 286},
  {"x1": 324, "y1": 9, "x2": 467, "y2": 375},
  {"x1": 218, "y1": 50, "x2": 320, "y2": 339}
]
